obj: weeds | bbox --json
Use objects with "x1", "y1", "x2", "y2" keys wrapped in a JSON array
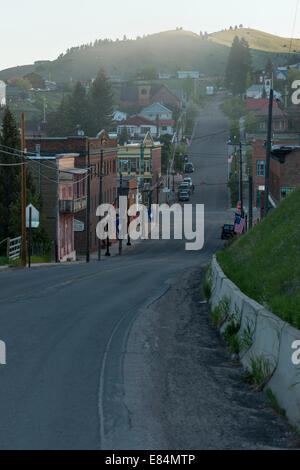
[
  {"x1": 211, "y1": 297, "x2": 230, "y2": 328},
  {"x1": 242, "y1": 354, "x2": 271, "y2": 391},
  {"x1": 223, "y1": 319, "x2": 241, "y2": 355}
]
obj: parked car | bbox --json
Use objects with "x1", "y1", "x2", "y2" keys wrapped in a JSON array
[
  {"x1": 183, "y1": 178, "x2": 194, "y2": 193},
  {"x1": 179, "y1": 183, "x2": 191, "y2": 194},
  {"x1": 179, "y1": 190, "x2": 190, "y2": 202},
  {"x1": 221, "y1": 224, "x2": 235, "y2": 240},
  {"x1": 184, "y1": 163, "x2": 194, "y2": 174}
]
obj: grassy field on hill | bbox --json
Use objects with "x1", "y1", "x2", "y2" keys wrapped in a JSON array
[
  {"x1": 0, "y1": 29, "x2": 298, "y2": 83},
  {"x1": 217, "y1": 187, "x2": 300, "y2": 329},
  {"x1": 210, "y1": 28, "x2": 300, "y2": 53}
]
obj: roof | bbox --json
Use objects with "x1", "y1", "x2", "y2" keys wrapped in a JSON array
[
  {"x1": 246, "y1": 98, "x2": 278, "y2": 111},
  {"x1": 118, "y1": 115, "x2": 156, "y2": 126},
  {"x1": 141, "y1": 102, "x2": 172, "y2": 114},
  {"x1": 256, "y1": 107, "x2": 287, "y2": 117}
]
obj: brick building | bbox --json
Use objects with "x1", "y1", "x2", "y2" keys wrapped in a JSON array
[
  {"x1": 26, "y1": 130, "x2": 118, "y2": 254},
  {"x1": 251, "y1": 138, "x2": 299, "y2": 208},
  {"x1": 27, "y1": 154, "x2": 87, "y2": 262},
  {"x1": 269, "y1": 146, "x2": 300, "y2": 205}
]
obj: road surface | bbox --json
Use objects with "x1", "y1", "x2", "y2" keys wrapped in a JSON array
[{"x1": 0, "y1": 101, "x2": 295, "y2": 449}]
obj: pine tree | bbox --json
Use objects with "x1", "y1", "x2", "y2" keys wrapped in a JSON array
[
  {"x1": 67, "y1": 82, "x2": 89, "y2": 135},
  {"x1": 225, "y1": 36, "x2": 252, "y2": 95},
  {"x1": 88, "y1": 70, "x2": 113, "y2": 136},
  {"x1": 0, "y1": 107, "x2": 21, "y2": 240},
  {"x1": 47, "y1": 94, "x2": 73, "y2": 136},
  {"x1": 119, "y1": 127, "x2": 129, "y2": 145}
]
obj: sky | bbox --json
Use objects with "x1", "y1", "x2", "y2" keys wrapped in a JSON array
[{"x1": 1, "y1": 0, "x2": 300, "y2": 71}]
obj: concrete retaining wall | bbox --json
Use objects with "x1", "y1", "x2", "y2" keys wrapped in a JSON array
[{"x1": 209, "y1": 255, "x2": 300, "y2": 428}]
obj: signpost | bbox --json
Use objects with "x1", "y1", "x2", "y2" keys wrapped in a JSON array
[{"x1": 26, "y1": 204, "x2": 39, "y2": 268}]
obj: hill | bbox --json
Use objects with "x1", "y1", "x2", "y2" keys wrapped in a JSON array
[
  {"x1": 210, "y1": 28, "x2": 300, "y2": 53},
  {"x1": 0, "y1": 29, "x2": 299, "y2": 83},
  {"x1": 217, "y1": 187, "x2": 300, "y2": 329}
]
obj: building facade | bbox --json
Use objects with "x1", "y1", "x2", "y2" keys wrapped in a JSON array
[
  {"x1": 28, "y1": 154, "x2": 87, "y2": 262},
  {"x1": 118, "y1": 133, "x2": 162, "y2": 204},
  {"x1": 26, "y1": 130, "x2": 118, "y2": 254},
  {"x1": 269, "y1": 147, "x2": 300, "y2": 205}
]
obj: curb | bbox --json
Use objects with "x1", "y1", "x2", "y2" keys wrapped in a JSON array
[{"x1": 209, "y1": 255, "x2": 300, "y2": 428}]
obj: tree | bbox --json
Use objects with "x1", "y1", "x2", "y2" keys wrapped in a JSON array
[
  {"x1": 66, "y1": 82, "x2": 89, "y2": 135},
  {"x1": 244, "y1": 112, "x2": 258, "y2": 134},
  {"x1": 0, "y1": 108, "x2": 21, "y2": 240},
  {"x1": 225, "y1": 36, "x2": 252, "y2": 95},
  {"x1": 88, "y1": 70, "x2": 113, "y2": 135},
  {"x1": 15, "y1": 78, "x2": 31, "y2": 91},
  {"x1": 47, "y1": 94, "x2": 73, "y2": 136},
  {"x1": 119, "y1": 127, "x2": 129, "y2": 145}
]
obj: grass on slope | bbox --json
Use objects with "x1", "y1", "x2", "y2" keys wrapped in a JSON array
[
  {"x1": 217, "y1": 187, "x2": 300, "y2": 329},
  {"x1": 210, "y1": 28, "x2": 300, "y2": 53},
  {"x1": 0, "y1": 29, "x2": 296, "y2": 82}
]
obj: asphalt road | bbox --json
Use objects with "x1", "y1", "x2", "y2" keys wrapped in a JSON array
[{"x1": 0, "y1": 101, "x2": 295, "y2": 449}]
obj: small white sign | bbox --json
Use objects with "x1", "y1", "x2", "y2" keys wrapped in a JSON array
[
  {"x1": 163, "y1": 187, "x2": 171, "y2": 193},
  {"x1": 26, "y1": 204, "x2": 39, "y2": 228},
  {"x1": 74, "y1": 219, "x2": 85, "y2": 232}
]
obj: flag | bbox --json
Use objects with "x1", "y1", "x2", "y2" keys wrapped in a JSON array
[
  {"x1": 186, "y1": 138, "x2": 190, "y2": 146},
  {"x1": 234, "y1": 214, "x2": 245, "y2": 234},
  {"x1": 228, "y1": 155, "x2": 233, "y2": 163}
]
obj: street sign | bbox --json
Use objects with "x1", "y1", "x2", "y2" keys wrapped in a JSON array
[
  {"x1": 74, "y1": 219, "x2": 85, "y2": 232},
  {"x1": 163, "y1": 187, "x2": 171, "y2": 193},
  {"x1": 26, "y1": 204, "x2": 39, "y2": 228}
]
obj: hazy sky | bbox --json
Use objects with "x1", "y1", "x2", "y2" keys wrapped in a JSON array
[{"x1": 1, "y1": 0, "x2": 299, "y2": 71}]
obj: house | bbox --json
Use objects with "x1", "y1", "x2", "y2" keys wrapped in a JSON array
[
  {"x1": 118, "y1": 132, "x2": 162, "y2": 204},
  {"x1": 246, "y1": 84, "x2": 281, "y2": 100},
  {"x1": 140, "y1": 102, "x2": 172, "y2": 121},
  {"x1": 0, "y1": 81, "x2": 6, "y2": 107},
  {"x1": 274, "y1": 67, "x2": 289, "y2": 81},
  {"x1": 246, "y1": 98, "x2": 279, "y2": 112},
  {"x1": 256, "y1": 107, "x2": 288, "y2": 133},
  {"x1": 26, "y1": 130, "x2": 118, "y2": 254},
  {"x1": 27, "y1": 153, "x2": 87, "y2": 262},
  {"x1": 23, "y1": 73, "x2": 45, "y2": 90},
  {"x1": 177, "y1": 71, "x2": 200, "y2": 80},
  {"x1": 158, "y1": 73, "x2": 172, "y2": 80},
  {"x1": 269, "y1": 146, "x2": 300, "y2": 205},
  {"x1": 140, "y1": 103, "x2": 174, "y2": 135},
  {"x1": 120, "y1": 84, "x2": 181, "y2": 109},
  {"x1": 113, "y1": 110, "x2": 127, "y2": 122},
  {"x1": 117, "y1": 115, "x2": 158, "y2": 139}
]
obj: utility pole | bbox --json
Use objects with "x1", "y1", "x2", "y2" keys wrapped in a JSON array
[
  {"x1": 98, "y1": 149, "x2": 104, "y2": 261},
  {"x1": 21, "y1": 113, "x2": 27, "y2": 267},
  {"x1": 248, "y1": 173, "x2": 253, "y2": 230},
  {"x1": 86, "y1": 143, "x2": 91, "y2": 263},
  {"x1": 118, "y1": 172, "x2": 123, "y2": 256},
  {"x1": 264, "y1": 89, "x2": 274, "y2": 218},
  {"x1": 239, "y1": 142, "x2": 244, "y2": 217}
]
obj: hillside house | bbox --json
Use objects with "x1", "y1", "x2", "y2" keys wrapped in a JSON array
[
  {"x1": 269, "y1": 146, "x2": 300, "y2": 206},
  {"x1": 120, "y1": 84, "x2": 181, "y2": 109}
]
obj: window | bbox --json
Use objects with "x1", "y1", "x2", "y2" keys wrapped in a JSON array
[
  {"x1": 280, "y1": 187, "x2": 294, "y2": 199},
  {"x1": 141, "y1": 89, "x2": 147, "y2": 95},
  {"x1": 256, "y1": 160, "x2": 265, "y2": 177},
  {"x1": 131, "y1": 159, "x2": 137, "y2": 173}
]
